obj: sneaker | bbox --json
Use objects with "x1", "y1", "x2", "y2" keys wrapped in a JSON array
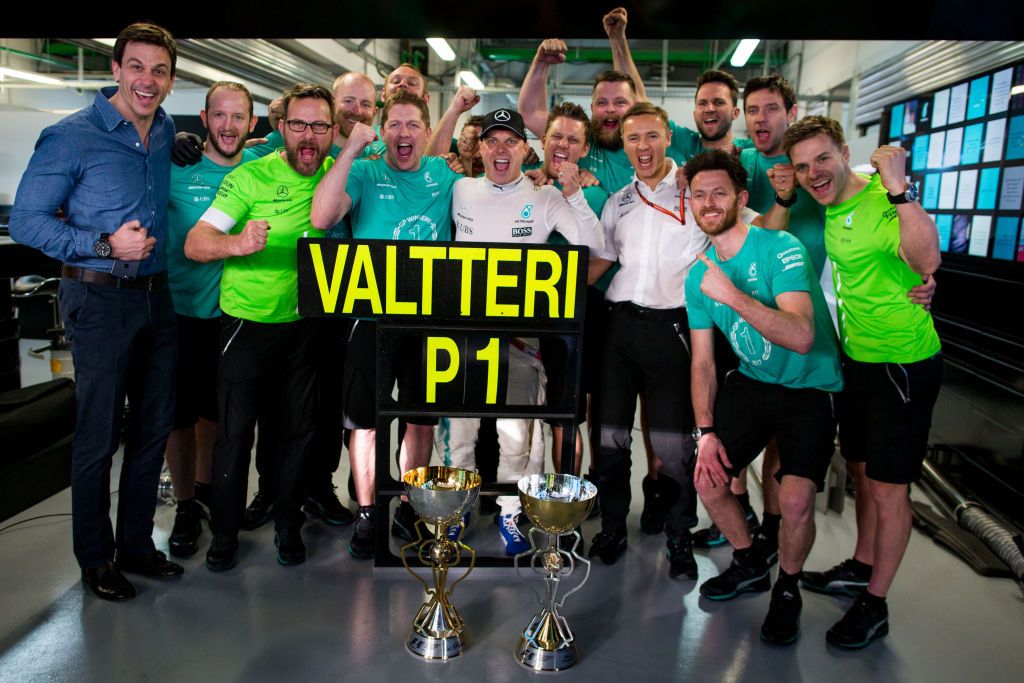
[
  {"x1": 274, "y1": 528, "x2": 306, "y2": 566},
  {"x1": 241, "y1": 491, "x2": 274, "y2": 531},
  {"x1": 304, "y1": 487, "x2": 354, "y2": 527},
  {"x1": 588, "y1": 528, "x2": 627, "y2": 565},
  {"x1": 639, "y1": 475, "x2": 665, "y2": 534},
  {"x1": 801, "y1": 558, "x2": 870, "y2": 597},
  {"x1": 761, "y1": 582, "x2": 802, "y2": 645},
  {"x1": 752, "y1": 527, "x2": 779, "y2": 567},
  {"x1": 692, "y1": 522, "x2": 728, "y2": 548},
  {"x1": 666, "y1": 534, "x2": 698, "y2": 580},
  {"x1": 205, "y1": 533, "x2": 239, "y2": 572},
  {"x1": 169, "y1": 498, "x2": 203, "y2": 558},
  {"x1": 699, "y1": 553, "x2": 771, "y2": 600},
  {"x1": 391, "y1": 501, "x2": 419, "y2": 542},
  {"x1": 446, "y1": 511, "x2": 471, "y2": 542},
  {"x1": 826, "y1": 594, "x2": 889, "y2": 649},
  {"x1": 498, "y1": 513, "x2": 530, "y2": 556},
  {"x1": 349, "y1": 506, "x2": 375, "y2": 560}
]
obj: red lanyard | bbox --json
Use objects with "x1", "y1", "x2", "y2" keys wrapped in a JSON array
[{"x1": 635, "y1": 182, "x2": 685, "y2": 224}]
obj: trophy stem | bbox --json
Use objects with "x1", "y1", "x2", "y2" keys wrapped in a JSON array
[{"x1": 406, "y1": 522, "x2": 474, "y2": 661}]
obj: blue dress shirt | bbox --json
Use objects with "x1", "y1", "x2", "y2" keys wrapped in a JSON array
[{"x1": 9, "y1": 86, "x2": 175, "y2": 277}]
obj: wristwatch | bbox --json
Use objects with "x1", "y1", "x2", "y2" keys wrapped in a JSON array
[
  {"x1": 774, "y1": 193, "x2": 797, "y2": 208},
  {"x1": 93, "y1": 233, "x2": 112, "y2": 258},
  {"x1": 692, "y1": 425, "x2": 716, "y2": 440},
  {"x1": 886, "y1": 183, "x2": 918, "y2": 205}
]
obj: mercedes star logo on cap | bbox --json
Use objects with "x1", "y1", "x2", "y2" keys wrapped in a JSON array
[{"x1": 495, "y1": 110, "x2": 511, "y2": 121}]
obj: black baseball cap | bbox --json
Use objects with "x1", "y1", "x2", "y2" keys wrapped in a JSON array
[{"x1": 481, "y1": 108, "x2": 527, "y2": 140}]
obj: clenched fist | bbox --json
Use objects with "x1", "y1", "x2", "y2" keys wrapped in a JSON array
[
  {"x1": 109, "y1": 219, "x2": 156, "y2": 261},
  {"x1": 767, "y1": 163, "x2": 796, "y2": 201},
  {"x1": 558, "y1": 161, "x2": 582, "y2": 197},
  {"x1": 603, "y1": 7, "x2": 628, "y2": 39},
  {"x1": 870, "y1": 145, "x2": 909, "y2": 195},
  {"x1": 537, "y1": 39, "x2": 567, "y2": 65},
  {"x1": 236, "y1": 220, "x2": 270, "y2": 256},
  {"x1": 346, "y1": 122, "x2": 378, "y2": 157}
]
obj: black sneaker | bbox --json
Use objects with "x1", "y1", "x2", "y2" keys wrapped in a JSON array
[
  {"x1": 699, "y1": 553, "x2": 771, "y2": 600},
  {"x1": 801, "y1": 558, "x2": 870, "y2": 597},
  {"x1": 349, "y1": 506, "x2": 375, "y2": 560},
  {"x1": 639, "y1": 475, "x2": 665, "y2": 534},
  {"x1": 391, "y1": 501, "x2": 419, "y2": 542},
  {"x1": 304, "y1": 486, "x2": 354, "y2": 526},
  {"x1": 274, "y1": 528, "x2": 306, "y2": 566},
  {"x1": 826, "y1": 594, "x2": 889, "y2": 649},
  {"x1": 666, "y1": 534, "x2": 698, "y2": 580},
  {"x1": 752, "y1": 528, "x2": 779, "y2": 567},
  {"x1": 588, "y1": 529, "x2": 627, "y2": 565},
  {"x1": 761, "y1": 582, "x2": 802, "y2": 645},
  {"x1": 241, "y1": 491, "x2": 274, "y2": 531},
  {"x1": 193, "y1": 481, "x2": 212, "y2": 513},
  {"x1": 205, "y1": 533, "x2": 239, "y2": 572},
  {"x1": 692, "y1": 523, "x2": 728, "y2": 548},
  {"x1": 169, "y1": 498, "x2": 203, "y2": 558}
]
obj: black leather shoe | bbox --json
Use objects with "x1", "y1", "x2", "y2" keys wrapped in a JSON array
[
  {"x1": 303, "y1": 487, "x2": 354, "y2": 527},
  {"x1": 169, "y1": 498, "x2": 203, "y2": 558},
  {"x1": 116, "y1": 550, "x2": 184, "y2": 578},
  {"x1": 588, "y1": 528, "x2": 627, "y2": 565},
  {"x1": 82, "y1": 561, "x2": 136, "y2": 601},
  {"x1": 206, "y1": 534, "x2": 239, "y2": 572},
  {"x1": 241, "y1": 491, "x2": 274, "y2": 531},
  {"x1": 274, "y1": 528, "x2": 307, "y2": 566},
  {"x1": 667, "y1": 533, "x2": 699, "y2": 580}
]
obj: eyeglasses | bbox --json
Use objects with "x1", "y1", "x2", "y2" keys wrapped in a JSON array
[
  {"x1": 285, "y1": 119, "x2": 332, "y2": 135},
  {"x1": 483, "y1": 137, "x2": 523, "y2": 149}
]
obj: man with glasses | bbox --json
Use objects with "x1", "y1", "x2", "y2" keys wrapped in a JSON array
[
  {"x1": 185, "y1": 83, "x2": 337, "y2": 571},
  {"x1": 311, "y1": 91, "x2": 462, "y2": 559}
]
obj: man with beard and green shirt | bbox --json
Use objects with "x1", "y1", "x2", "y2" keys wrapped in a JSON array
[
  {"x1": 185, "y1": 82, "x2": 337, "y2": 572},
  {"x1": 311, "y1": 90, "x2": 462, "y2": 560},
  {"x1": 164, "y1": 81, "x2": 258, "y2": 559}
]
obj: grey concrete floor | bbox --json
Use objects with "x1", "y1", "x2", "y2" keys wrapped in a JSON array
[{"x1": 2, "y1": 343, "x2": 1023, "y2": 681}]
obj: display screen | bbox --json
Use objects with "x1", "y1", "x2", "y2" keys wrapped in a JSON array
[{"x1": 883, "y1": 62, "x2": 1024, "y2": 262}]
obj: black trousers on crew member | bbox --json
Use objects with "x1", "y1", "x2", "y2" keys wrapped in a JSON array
[
  {"x1": 211, "y1": 316, "x2": 317, "y2": 535},
  {"x1": 303, "y1": 318, "x2": 351, "y2": 494},
  {"x1": 591, "y1": 303, "x2": 697, "y2": 539}
]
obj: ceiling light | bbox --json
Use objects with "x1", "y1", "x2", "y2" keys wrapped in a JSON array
[
  {"x1": 1011, "y1": 85, "x2": 1024, "y2": 96},
  {"x1": 458, "y1": 70, "x2": 485, "y2": 90},
  {"x1": 0, "y1": 67, "x2": 64, "y2": 86},
  {"x1": 729, "y1": 39, "x2": 760, "y2": 67},
  {"x1": 426, "y1": 38, "x2": 456, "y2": 62}
]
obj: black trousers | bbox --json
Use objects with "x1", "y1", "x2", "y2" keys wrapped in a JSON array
[
  {"x1": 211, "y1": 316, "x2": 317, "y2": 535},
  {"x1": 591, "y1": 304, "x2": 697, "y2": 538},
  {"x1": 303, "y1": 318, "x2": 351, "y2": 493}
]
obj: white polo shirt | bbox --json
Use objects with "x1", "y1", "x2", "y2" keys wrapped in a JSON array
[
  {"x1": 598, "y1": 158, "x2": 756, "y2": 309},
  {"x1": 451, "y1": 173, "x2": 604, "y2": 253}
]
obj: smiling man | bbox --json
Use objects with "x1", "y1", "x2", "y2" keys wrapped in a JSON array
[
  {"x1": 311, "y1": 90, "x2": 462, "y2": 560},
  {"x1": 10, "y1": 22, "x2": 182, "y2": 601},
  {"x1": 185, "y1": 82, "x2": 337, "y2": 572}
]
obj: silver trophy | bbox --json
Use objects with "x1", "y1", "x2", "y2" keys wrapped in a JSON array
[
  {"x1": 401, "y1": 466, "x2": 481, "y2": 661},
  {"x1": 514, "y1": 473, "x2": 597, "y2": 672}
]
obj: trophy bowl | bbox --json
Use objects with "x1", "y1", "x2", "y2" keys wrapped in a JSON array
[
  {"x1": 401, "y1": 466, "x2": 482, "y2": 661},
  {"x1": 513, "y1": 473, "x2": 598, "y2": 672},
  {"x1": 518, "y1": 473, "x2": 597, "y2": 534}
]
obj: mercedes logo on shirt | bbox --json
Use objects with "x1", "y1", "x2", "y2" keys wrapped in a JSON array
[
  {"x1": 495, "y1": 110, "x2": 511, "y2": 122},
  {"x1": 277, "y1": 185, "x2": 289, "y2": 198}
]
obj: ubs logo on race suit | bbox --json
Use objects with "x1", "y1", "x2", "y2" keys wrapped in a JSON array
[{"x1": 729, "y1": 319, "x2": 772, "y2": 367}]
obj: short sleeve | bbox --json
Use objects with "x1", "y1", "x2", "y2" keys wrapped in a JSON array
[{"x1": 684, "y1": 265, "x2": 714, "y2": 329}]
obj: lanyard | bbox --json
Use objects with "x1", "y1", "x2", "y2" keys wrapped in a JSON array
[{"x1": 634, "y1": 182, "x2": 685, "y2": 224}]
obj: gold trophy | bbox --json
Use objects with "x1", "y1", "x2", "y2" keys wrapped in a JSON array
[
  {"x1": 400, "y1": 466, "x2": 481, "y2": 660},
  {"x1": 514, "y1": 473, "x2": 597, "y2": 672}
]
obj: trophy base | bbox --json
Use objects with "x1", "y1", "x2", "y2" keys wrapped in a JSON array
[
  {"x1": 515, "y1": 637, "x2": 579, "y2": 672},
  {"x1": 407, "y1": 630, "x2": 465, "y2": 660}
]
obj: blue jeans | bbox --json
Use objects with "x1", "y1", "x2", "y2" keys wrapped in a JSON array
[{"x1": 58, "y1": 277, "x2": 177, "y2": 569}]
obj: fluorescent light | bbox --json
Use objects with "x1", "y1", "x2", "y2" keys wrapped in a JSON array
[
  {"x1": 0, "y1": 67, "x2": 64, "y2": 86},
  {"x1": 1011, "y1": 85, "x2": 1024, "y2": 96},
  {"x1": 426, "y1": 38, "x2": 456, "y2": 62},
  {"x1": 458, "y1": 70, "x2": 485, "y2": 90},
  {"x1": 729, "y1": 39, "x2": 760, "y2": 67}
]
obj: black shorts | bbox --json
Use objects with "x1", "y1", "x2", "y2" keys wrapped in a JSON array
[
  {"x1": 173, "y1": 314, "x2": 219, "y2": 429},
  {"x1": 838, "y1": 352, "x2": 943, "y2": 484},
  {"x1": 342, "y1": 319, "x2": 436, "y2": 430},
  {"x1": 715, "y1": 371, "x2": 838, "y2": 490}
]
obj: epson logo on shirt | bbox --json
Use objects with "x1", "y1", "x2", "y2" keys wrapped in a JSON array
[{"x1": 512, "y1": 227, "x2": 533, "y2": 238}]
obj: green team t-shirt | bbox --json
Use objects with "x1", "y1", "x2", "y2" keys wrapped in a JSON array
[
  {"x1": 686, "y1": 226, "x2": 843, "y2": 391},
  {"x1": 740, "y1": 148, "x2": 827, "y2": 277},
  {"x1": 546, "y1": 183, "x2": 618, "y2": 292},
  {"x1": 669, "y1": 122, "x2": 754, "y2": 162},
  {"x1": 167, "y1": 150, "x2": 257, "y2": 318},
  {"x1": 338, "y1": 154, "x2": 460, "y2": 241},
  {"x1": 211, "y1": 150, "x2": 330, "y2": 323},
  {"x1": 825, "y1": 174, "x2": 941, "y2": 363}
]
